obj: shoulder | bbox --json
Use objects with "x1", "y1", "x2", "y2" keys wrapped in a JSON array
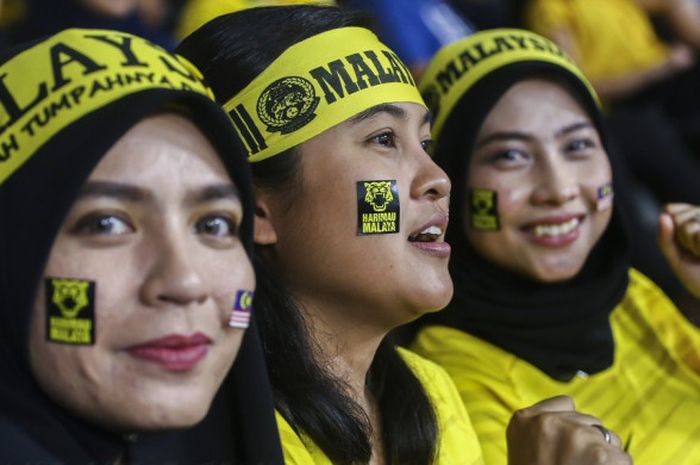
[
  {"x1": 396, "y1": 348, "x2": 485, "y2": 465},
  {"x1": 622, "y1": 269, "x2": 681, "y2": 320},
  {"x1": 411, "y1": 325, "x2": 517, "y2": 381},
  {"x1": 0, "y1": 417, "x2": 56, "y2": 463},
  {"x1": 275, "y1": 411, "x2": 332, "y2": 465}
]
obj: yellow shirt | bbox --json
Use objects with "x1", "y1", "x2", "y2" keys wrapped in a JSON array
[
  {"x1": 177, "y1": 0, "x2": 337, "y2": 39},
  {"x1": 412, "y1": 269, "x2": 700, "y2": 465},
  {"x1": 275, "y1": 347, "x2": 484, "y2": 464},
  {"x1": 524, "y1": 0, "x2": 669, "y2": 82}
]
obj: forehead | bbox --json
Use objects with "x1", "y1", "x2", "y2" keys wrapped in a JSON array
[
  {"x1": 90, "y1": 113, "x2": 231, "y2": 187},
  {"x1": 481, "y1": 78, "x2": 591, "y2": 133}
]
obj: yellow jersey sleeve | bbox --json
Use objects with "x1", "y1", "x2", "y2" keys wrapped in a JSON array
[{"x1": 412, "y1": 269, "x2": 700, "y2": 465}]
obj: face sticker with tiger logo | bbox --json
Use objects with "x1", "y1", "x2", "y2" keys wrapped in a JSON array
[
  {"x1": 45, "y1": 277, "x2": 96, "y2": 345},
  {"x1": 357, "y1": 179, "x2": 400, "y2": 235}
]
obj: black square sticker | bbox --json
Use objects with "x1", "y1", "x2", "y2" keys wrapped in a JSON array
[{"x1": 357, "y1": 180, "x2": 400, "y2": 235}]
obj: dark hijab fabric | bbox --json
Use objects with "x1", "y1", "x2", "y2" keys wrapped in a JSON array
[
  {"x1": 419, "y1": 31, "x2": 630, "y2": 381},
  {"x1": 0, "y1": 29, "x2": 283, "y2": 464}
]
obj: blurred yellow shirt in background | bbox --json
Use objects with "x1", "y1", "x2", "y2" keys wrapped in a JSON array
[{"x1": 177, "y1": 0, "x2": 337, "y2": 39}]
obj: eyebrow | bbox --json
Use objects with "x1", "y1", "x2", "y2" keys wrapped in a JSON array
[
  {"x1": 350, "y1": 103, "x2": 432, "y2": 126},
  {"x1": 78, "y1": 181, "x2": 240, "y2": 205},
  {"x1": 185, "y1": 184, "x2": 240, "y2": 206},
  {"x1": 475, "y1": 131, "x2": 533, "y2": 149},
  {"x1": 556, "y1": 121, "x2": 594, "y2": 137},
  {"x1": 78, "y1": 181, "x2": 151, "y2": 203},
  {"x1": 475, "y1": 121, "x2": 595, "y2": 149}
]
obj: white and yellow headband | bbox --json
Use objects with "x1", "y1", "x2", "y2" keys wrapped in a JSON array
[
  {"x1": 420, "y1": 28, "x2": 600, "y2": 140},
  {"x1": 0, "y1": 28, "x2": 213, "y2": 185},
  {"x1": 223, "y1": 26, "x2": 425, "y2": 162}
]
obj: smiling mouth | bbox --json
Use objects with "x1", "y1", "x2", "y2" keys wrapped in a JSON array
[{"x1": 530, "y1": 217, "x2": 580, "y2": 237}]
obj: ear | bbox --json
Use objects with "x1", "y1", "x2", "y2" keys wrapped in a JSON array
[{"x1": 254, "y1": 195, "x2": 278, "y2": 246}]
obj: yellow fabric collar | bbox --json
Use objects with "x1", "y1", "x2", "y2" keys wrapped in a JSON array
[
  {"x1": 0, "y1": 28, "x2": 213, "y2": 185},
  {"x1": 223, "y1": 27, "x2": 425, "y2": 162},
  {"x1": 419, "y1": 28, "x2": 600, "y2": 140}
]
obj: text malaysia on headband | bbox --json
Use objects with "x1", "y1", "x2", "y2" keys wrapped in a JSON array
[
  {"x1": 223, "y1": 27, "x2": 426, "y2": 162},
  {"x1": 0, "y1": 28, "x2": 213, "y2": 185},
  {"x1": 419, "y1": 28, "x2": 600, "y2": 140}
]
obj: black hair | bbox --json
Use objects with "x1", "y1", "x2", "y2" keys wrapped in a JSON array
[{"x1": 178, "y1": 6, "x2": 438, "y2": 465}]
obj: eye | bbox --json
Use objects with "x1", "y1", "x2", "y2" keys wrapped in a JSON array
[
  {"x1": 566, "y1": 138, "x2": 596, "y2": 153},
  {"x1": 369, "y1": 131, "x2": 396, "y2": 148},
  {"x1": 195, "y1": 215, "x2": 239, "y2": 238},
  {"x1": 490, "y1": 149, "x2": 529, "y2": 165},
  {"x1": 72, "y1": 213, "x2": 134, "y2": 236},
  {"x1": 421, "y1": 139, "x2": 435, "y2": 156}
]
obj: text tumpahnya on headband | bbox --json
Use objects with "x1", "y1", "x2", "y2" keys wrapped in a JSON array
[{"x1": 0, "y1": 28, "x2": 213, "y2": 185}]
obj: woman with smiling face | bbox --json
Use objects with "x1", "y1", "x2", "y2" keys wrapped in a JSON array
[
  {"x1": 177, "y1": 6, "x2": 485, "y2": 465},
  {"x1": 0, "y1": 29, "x2": 282, "y2": 464},
  {"x1": 412, "y1": 28, "x2": 700, "y2": 465}
]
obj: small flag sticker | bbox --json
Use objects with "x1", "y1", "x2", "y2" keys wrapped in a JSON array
[
  {"x1": 596, "y1": 183, "x2": 614, "y2": 212},
  {"x1": 229, "y1": 290, "x2": 253, "y2": 329}
]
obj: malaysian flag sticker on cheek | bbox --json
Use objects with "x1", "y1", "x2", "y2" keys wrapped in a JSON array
[
  {"x1": 229, "y1": 290, "x2": 254, "y2": 329},
  {"x1": 596, "y1": 183, "x2": 614, "y2": 212}
]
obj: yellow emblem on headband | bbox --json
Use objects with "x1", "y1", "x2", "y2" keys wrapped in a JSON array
[
  {"x1": 420, "y1": 28, "x2": 600, "y2": 140},
  {"x1": 223, "y1": 27, "x2": 425, "y2": 162},
  {"x1": 0, "y1": 28, "x2": 213, "y2": 185}
]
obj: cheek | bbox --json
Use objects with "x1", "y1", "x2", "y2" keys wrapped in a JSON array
[{"x1": 204, "y1": 248, "x2": 256, "y2": 316}]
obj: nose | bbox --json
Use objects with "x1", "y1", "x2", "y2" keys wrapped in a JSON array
[
  {"x1": 530, "y1": 156, "x2": 580, "y2": 206},
  {"x1": 410, "y1": 147, "x2": 451, "y2": 203},
  {"x1": 140, "y1": 228, "x2": 208, "y2": 307}
]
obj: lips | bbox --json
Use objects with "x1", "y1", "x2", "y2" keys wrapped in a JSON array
[
  {"x1": 125, "y1": 333, "x2": 212, "y2": 372},
  {"x1": 521, "y1": 214, "x2": 585, "y2": 247},
  {"x1": 408, "y1": 212, "x2": 451, "y2": 257}
]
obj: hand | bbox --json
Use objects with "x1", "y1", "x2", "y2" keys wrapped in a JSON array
[
  {"x1": 506, "y1": 396, "x2": 632, "y2": 465},
  {"x1": 667, "y1": 43, "x2": 696, "y2": 72},
  {"x1": 658, "y1": 203, "x2": 700, "y2": 298}
]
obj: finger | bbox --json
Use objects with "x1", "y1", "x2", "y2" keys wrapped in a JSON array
[
  {"x1": 520, "y1": 395, "x2": 576, "y2": 417},
  {"x1": 669, "y1": 207, "x2": 700, "y2": 226},
  {"x1": 658, "y1": 212, "x2": 680, "y2": 266},
  {"x1": 664, "y1": 202, "x2": 694, "y2": 215},
  {"x1": 590, "y1": 425, "x2": 622, "y2": 449},
  {"x1": 677, "y1": 218, "x2": 700, "y2": 256}
]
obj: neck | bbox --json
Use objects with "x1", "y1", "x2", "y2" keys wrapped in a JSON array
[{"x1": 297, "y1": 292, "x2": 388, "y2": 403}]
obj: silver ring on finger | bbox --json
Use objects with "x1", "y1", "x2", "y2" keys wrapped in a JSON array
[{"x1": 591, "y1": 424, "x2": 612, "y2": 444}]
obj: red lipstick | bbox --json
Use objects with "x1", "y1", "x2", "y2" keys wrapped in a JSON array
[{"x1": 126, "y1": 333, "x2": 211, "y2": 372}]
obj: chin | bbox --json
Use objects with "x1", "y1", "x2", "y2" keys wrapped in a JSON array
[
  {"x1": 117, "y1": 402, "x2": 210, "y2": 431},
  {"x1": 410, "y1": 281, "x2": 455, "y2": 316}
]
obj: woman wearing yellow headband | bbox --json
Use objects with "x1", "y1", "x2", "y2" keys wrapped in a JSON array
[
  {"x1": 177, "y1": 6, "x2": 483, "y2": 465},
  {"x1": 0, "y1": 29, "x2": 283, "y2": 464},
  {"x1": 412, "y1": 28, "x2": 700, "y2": 465}
]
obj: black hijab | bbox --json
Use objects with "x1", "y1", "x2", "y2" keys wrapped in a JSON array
[
  {"x1": 0, "y1": 28, "x2": 283, "y2": 464},
  {"x1": 418, "y1": 29, "x2": 630, "y2": 381}
]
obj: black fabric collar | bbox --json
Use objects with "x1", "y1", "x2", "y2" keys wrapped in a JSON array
[{"x1": 427, "y1": 212, "x2": 629, "y2": 381}]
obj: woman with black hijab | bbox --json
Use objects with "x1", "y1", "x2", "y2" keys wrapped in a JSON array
[
  {"x1": 0, "y1": 28, "x2": 283, "y2": 465},
  {"x1": 412, "y1": 28, "x2": 700, "y2": 465}
]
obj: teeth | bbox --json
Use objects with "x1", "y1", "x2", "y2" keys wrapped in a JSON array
[
  {"x1": 409, "y1": 225, "x2": 444, "y2": 242},
  {"x1": 532, "y1": 218, "x2": 579, "y2": 237},
  {"x1": 420, "y1": 225, "x2": 443, "y2": 236}
]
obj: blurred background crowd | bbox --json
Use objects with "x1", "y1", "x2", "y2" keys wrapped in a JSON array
[{"x1": 4, "y1": 0, "x2": 700, "y2": 320}]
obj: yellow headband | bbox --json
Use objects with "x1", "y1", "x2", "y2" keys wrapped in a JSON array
[
  {"x1": 223, "y1": 27, "x2": 425, "y2": 162},
  {"x1": 420, "y1": 28, "x2": 600, "y2": 140},
  {"x1": 0, "y1": 28, "x2": 213, "y2": 185}
]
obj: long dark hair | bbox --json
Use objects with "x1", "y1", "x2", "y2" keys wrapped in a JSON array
[{"x1": 178, "y1": 6, "x2": 438, "y2": 465}]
